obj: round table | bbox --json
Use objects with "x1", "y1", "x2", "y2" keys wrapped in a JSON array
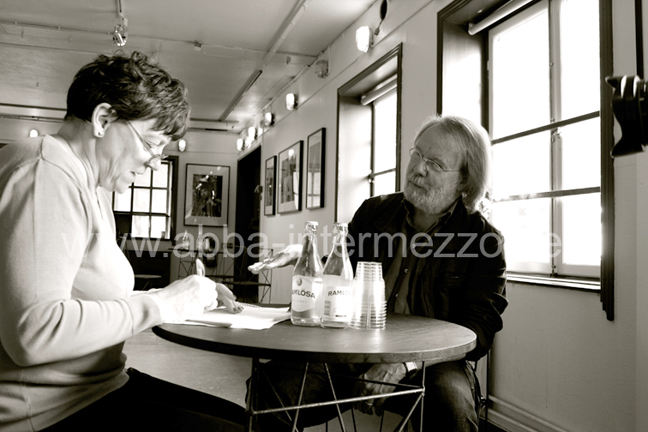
[{"x1": 154, "y1": 313, "x2": 476, "y2": 432}]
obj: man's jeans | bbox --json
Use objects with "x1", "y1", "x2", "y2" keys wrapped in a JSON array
[{"x1": 248, "y1": 360, "x2": 479, "y2": 432}]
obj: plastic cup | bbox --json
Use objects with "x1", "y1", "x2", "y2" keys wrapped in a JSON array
[{"x1": 350, "y1": 262, "x2": 386, "y2": 330}]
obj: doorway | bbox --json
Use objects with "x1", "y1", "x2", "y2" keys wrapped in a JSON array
[{"x1": 234, "y1": 146, "x2": 261, "y2": 302}]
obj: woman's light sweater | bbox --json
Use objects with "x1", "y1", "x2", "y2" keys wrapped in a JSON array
[{"x1": 0, "y1": 136, "x2": 163, "y2": 431}]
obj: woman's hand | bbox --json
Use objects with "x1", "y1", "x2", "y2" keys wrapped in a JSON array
[
  {"x1": 248, "y1": 244, "x2": 303, "y2": 273},
  {"x1": 210, "y1": 283, "x2": 243, "y2": 314},
  {"x1": 148, "y1": 276, "x2": 240, "y2": 322},
  {"x1": 352, "y1": 363, "x2": 408, "y2": 416}
]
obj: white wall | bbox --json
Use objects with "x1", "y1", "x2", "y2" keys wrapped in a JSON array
[{"x1": 254, "y1": 0, "x2": 647, "y2": 430}]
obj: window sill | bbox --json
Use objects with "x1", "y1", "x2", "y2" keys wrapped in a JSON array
[{"x1": 508, "y1": 273, "x2": 600, "y2": 292}]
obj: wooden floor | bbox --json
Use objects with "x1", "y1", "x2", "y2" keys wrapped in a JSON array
[{"x1": 123, "y1": 328, "x2": 402, "y2": 431}]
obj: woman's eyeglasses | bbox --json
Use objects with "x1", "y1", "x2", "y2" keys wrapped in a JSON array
[
  {"x1": 408, "y1": 147, "x2": 461, "y2": 173},
  {"x1": 125, "y1": 121, "x2": 168, "y2": 164}
]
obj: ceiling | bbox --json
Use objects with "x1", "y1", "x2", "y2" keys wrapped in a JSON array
[{"x1": 0, "y1": 0, "x2": 376, "y2": 134}]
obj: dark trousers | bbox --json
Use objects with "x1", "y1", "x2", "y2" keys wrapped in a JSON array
[
  {"x1": 41, "y1": 368, "x2": 245, "y2": 432},
  {"x1": 249, "y1": 360, "x2": 479, "y2": 432}
]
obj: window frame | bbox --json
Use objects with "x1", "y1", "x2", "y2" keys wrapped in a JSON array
[
  {"x1": 437, "y1": 0, "x2": 614, "y2": 319},
  {"x1": 112, "y1": 155, "x2": 179, "y2": 241}
]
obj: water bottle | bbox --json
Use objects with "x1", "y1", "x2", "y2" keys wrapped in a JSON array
[
  {"x1": 321, "y1": 223, "x2": 354, "y2": 328},
  {"x1": 291, "y1": 221, "x2": 324, "y2": 326}
]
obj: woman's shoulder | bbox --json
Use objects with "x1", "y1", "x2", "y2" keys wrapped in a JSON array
[{"x1": 1, "y1": 136, "x2": 86, "y2": 188}]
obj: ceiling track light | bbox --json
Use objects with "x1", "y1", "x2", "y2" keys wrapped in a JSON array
[
  {"x1": 263, "y1": 112, "x2": 275, "y2": 127},
  {"x1": 314, "y1": 59, "x2": 328, "y2": 78},
  {"x1": 356, "y1": 26, "x2": 373, "y2": 53},
  {"x1": 113, "y1": 24, "x2": 127, "y2": 47},
  {"x1": 286, "y1": 93, "x2": 298, "y2": 111}
]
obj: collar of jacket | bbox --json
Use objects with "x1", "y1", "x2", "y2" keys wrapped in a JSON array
[{"x1": 372, "y1": 193, "x2": 471, "y2": 236}]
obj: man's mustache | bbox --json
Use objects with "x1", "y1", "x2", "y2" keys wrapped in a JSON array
[{"x1": 407, "y1": 175, "x2": 427, "y2": 188}]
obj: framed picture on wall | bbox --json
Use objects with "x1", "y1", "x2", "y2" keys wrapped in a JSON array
[
  {"x1": 277, "y1": 140, "x2": 303, "y2": 214},
  {"x1": 184, "y1": 164, "x2": 230, "y2": 226},
  {"x1": 306, "y1": 128, "x2": 325, "y2": 209},
  {"x1": 264, "y1": 156, "x2": 276, "y2": 216}
]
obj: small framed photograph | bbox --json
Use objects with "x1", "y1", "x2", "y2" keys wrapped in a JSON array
[
  {"x1": 264, "y1": 156, "x2": 276, "y2": 216},
  {"x1": 306, "y1": 128, "x2": 325, "y2": 209},
  {"x1": 184, "y1": 164, "x2": 230, "y2": 226},
  {"x1": 277, "y1": 140, "x2": 303, "y2": 214}
]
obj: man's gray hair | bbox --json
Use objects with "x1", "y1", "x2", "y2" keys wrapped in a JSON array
[{"x1": 415, "y1": 115, "x2": 492, "y2": 214}]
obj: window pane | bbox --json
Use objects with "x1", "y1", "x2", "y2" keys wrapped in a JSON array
[
  {"x1": 492, "y1": 132, "x2": 551, "y2": 198},
  {"x1": 114, "y1": 189, "x2": 132, "y2": 212},
  {"x1": 560, "y1": 118, "x2": 600, "y2": 189},
  {"x1": 560, "y1": 193, "x2": 601, "y2": 266},
  {"x1": 373, "y1": 89, "x2": 397, "y2": 173},
  {"x1": 559, "y1": 0, "x2": 600, "y2": 119},
  {"x1": 491, "y1": 5, "x2": 549, "y2": 138},
  {"x1": 491, "y1": 198, "x2": 552, "y2": 271},
  {"x1": 132, "y1": 215, "x2": 150, "y2": 238},
  {"x1": 152, "y1": 163, "x2": 169, "y2": 188},
  {"x1": 133, "y1": 188, "x2": 151, "y2": 212},
  {"x1": 373, "y1": 171, "x2": 395, "y2": 197},
  {"x1": 151, "y1": 216, "x2": 168, "y2": 239},
  {"x1": 151, "y1": 189, "x2": 168, "y2": 214},
  {"x1": 134, "y1": 170, "x2": 151, "y2": 187}
]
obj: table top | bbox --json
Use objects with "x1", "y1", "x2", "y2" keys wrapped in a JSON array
[{"x1": 153, "y1": 313, "x2": 477, "y2": 365}]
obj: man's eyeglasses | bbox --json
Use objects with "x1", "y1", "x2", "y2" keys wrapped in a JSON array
[
  {"x1": 408, "y1": 147, "x2": 461, "y2": 173},
  {"x1": 125, "y1": 121, "x2": 168, "y2": 165}
]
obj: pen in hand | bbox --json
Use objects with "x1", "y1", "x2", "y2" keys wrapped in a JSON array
[{"x1": 195, "y1": 258, "x2": 206, "y2": 277}]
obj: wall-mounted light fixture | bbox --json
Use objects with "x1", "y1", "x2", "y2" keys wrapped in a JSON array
[
  {"x1": 263, "y1": 112, "x2": 275, "y2": 127},
  {"x1": 286, "y1": 93, "x2": 298, "y2": 111},
  {"x1": 29, "y1": 129, "x2": 38, "y2": 138},
  {"x1": 248, "y1": 126, "x2": 257, "y2": 140},
  {"x1": 355, "y1": 26, "x2": 373, "y2": 53},
  {"x1": 236, "y1": 138, "x2": 244, "y2": 151},
  {"x1": 178, "y1": 139, "x2": 186, "y2": 152}
]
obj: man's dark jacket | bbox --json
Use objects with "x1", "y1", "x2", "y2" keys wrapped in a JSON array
[{"x1": 347, "y1": 192, "x2": 508, "y2": 361}]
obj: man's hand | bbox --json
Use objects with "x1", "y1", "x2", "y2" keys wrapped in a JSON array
[
  {"x1": 248, "y1": 244, "x2": 302, "y2": 273},
  {"x1": 353, "y1": 363, "x2": 408, "y2": 416}
]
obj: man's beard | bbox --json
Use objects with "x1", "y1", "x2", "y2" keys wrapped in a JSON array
[{"x1": 404, "y1": 176, "x2": 461, "y2": 215}]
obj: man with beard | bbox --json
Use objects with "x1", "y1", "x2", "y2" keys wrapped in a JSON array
[{"x1": 249, "y1": 115, "x2": 508, "y2": 432}]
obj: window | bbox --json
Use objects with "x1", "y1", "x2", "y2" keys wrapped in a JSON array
[
  {"x1": 438, "y1": 0, "x2": 614, "y2": 318},
  {"x1": 336, "y1": 45, "x2": 402, "y2": 223},
  {"x1": 369, "y1": 86, "x2": 398, "y2": 197},
  {"x1": 112, "y1": 156, "x2": 177, "y2": 240},
  {"x1": 488, "y1": 0, "x2": 601, "y2": 279}
]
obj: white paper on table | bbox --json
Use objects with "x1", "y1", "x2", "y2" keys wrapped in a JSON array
[{"x1": 183, "y1": 304, "x2": 291, "y2": 330}]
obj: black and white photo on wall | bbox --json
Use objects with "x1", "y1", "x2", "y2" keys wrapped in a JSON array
[
  {"x1": 306, "y1": 128, "x2": 325, "y2": 209},
  {"x1": 184, "y1": 164, "x2": 229, "y2": 226},
  {"x1": 264, "y1": 156, "x2": 276, "y2": 216},
  {"x1": 277, "y1": 140, "x2": 302, "y2": 214}
]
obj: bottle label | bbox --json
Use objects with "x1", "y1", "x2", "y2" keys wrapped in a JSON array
[
  {"x1": 292, "y1": 276, "x2": 323, "y2": 314},
  {"x1": 323, "y1": 285, "x2": 354, "y2": 321}
]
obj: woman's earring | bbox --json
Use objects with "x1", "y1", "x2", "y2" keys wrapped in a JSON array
[{"x1": 96, "y1": 131, "x2": 104, "y2": 138}]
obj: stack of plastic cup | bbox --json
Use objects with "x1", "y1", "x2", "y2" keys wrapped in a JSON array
[{"x1": 350, "y1": 261, "x2": 386, "y2": 330}]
